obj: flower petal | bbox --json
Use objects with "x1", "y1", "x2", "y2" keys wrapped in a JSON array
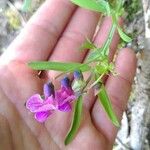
[
  {"x1": 26, "y1": 94, "x2": 56, "y2": 113},
  {"x1": 26, "y1": 94, "x2": 43, "y2": 112},
  {"x1": 63, "y1": 95, "x2": 76, "y2": 104},
  {"x1": 58, "y1": 102, "x2": 71, "y2": 112},
  {"x1": 34, "y1": 111, "x2": 52, "y2": 123}
]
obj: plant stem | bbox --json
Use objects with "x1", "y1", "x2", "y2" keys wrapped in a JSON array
[
  {"x1": 89, "y1": 73, "x2": 104, "y2": 89},
  {"x1": 101, "y1": 23, "x2": 116, "y2": 55}
]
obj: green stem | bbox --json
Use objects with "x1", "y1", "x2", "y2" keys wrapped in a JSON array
[
  {"x1": 89, "y1": 73, "x2": 104, "y2": 89},
  {"x1": 101, "y1": 23, "x2": 116, "y2": 55}
]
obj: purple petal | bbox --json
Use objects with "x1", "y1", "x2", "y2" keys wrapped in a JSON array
[
  {"x1": 34, "y1": 103, "x2": 56, "y2": 112},
  {"x1": 55, "y1": 90, "x2": 74, "y2": 101},
  {"x1": 34, "y1": 111, "x2": 52, "y2": 123},
  {"x1": 26, "y1": 94, "x2": 43, "y2": 112},
  {"x1": 74, "y1": 70, "x2": 83, "y2": 79},
  {"x1": 26, "y1": 95, "x2": 56, "y2": 113},
  {"x1": 36, "y1": 96, "x2": 57, "y2": 112},
  {"x1": 63, "y1": 95, "x2": 76, "y2": 103},
  {"x1": 61, "y1": 77, "x2": 71, "y2": 88},
  {"x1": 61, "y1": 87, "x2": 74, "y2": 96},
  {"x1": 58, "y1": 102, "x2": 71, "y2": 112}
]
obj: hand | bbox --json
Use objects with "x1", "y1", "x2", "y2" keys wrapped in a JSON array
[{"x1": 0, "y1": 0, "x2": 137, "y2": 149}]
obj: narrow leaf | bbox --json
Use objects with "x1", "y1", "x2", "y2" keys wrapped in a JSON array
[
  {"x1": 28, "y1": 61, "x2": 91, "y2": 72},
  {"x1": 97, "y1": 0, "x2": 111, "y2": 15},
  {"x1": 22, "y1": 0, "x2": 31, "y2": 11},
  {"x1": 71, "y1": 0, "x2": 110, "y2": 14},
  {"x1": 101, "y1": 24, "x2": 116, "y2": 55},
  {"x1": 80, "y1": 39, "x2": 96, "y2": 51},
  {"x1": 98, "y1": 84, "x2": 120, "y2": 127},
  {"x1": 117, "y1": 27, "x2": 132, "y2": 43},
  {"x1": 65, "y1": 96, "x2": 83, "y2": 145}
]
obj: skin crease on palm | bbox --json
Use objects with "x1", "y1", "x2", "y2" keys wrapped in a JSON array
[{"x1": 0, "y1": 0, "x2": 137, "y2": 150}]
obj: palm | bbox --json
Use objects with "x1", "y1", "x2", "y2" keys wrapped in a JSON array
[
  {"x1": 0, "y1": 63, "x2": 108, "y2": 149},
  {"x1": 0, "y1": 62, "x2": 45, "y2": 149},
  {"x1": 0, "y1": 0, "x2": 136, "y2": 149}
]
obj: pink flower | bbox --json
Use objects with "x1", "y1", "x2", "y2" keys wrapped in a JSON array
[
  {"x1": 56, "y1": 77, "x2": 76, "y2": 112},
  {"x1": 26, "y1": 94, "x2": 56, "y2": 122},
  {"x1": 26, "y1": 77, "x2": 76, "y2": 123}
]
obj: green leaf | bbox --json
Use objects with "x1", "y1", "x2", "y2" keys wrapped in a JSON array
[
  {"x1": 65, "y1": 96, "x2": 83, "y2": 145},
  {"x1": 80, "y1": 39, "x2": 96, "y2": 51},
  {"x1": 117, "y1": 27, "x2": 132, "y2": 43},
  {"x1": 71, "y1": 0, "x2": 110, "y2": 14},
  {"x1": 28, "y1": 61, "x2": 91, "y2": 72},
  {"x1": 22, "y1": 0, "x2": 31, "y2": 12},
  {"x1": 98, "y1": 84, "x2": 120, "y2": 127},
  {"x1": 86, "y1": 50, "x2": 107, "y2": 63},
  {"x1": 97, "y1": 0, "x2": 111, "y2": 15}
]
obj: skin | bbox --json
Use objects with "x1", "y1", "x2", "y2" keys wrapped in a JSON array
[{"x1": 0, "y1": 0, "x2": 137, "y2": 150}]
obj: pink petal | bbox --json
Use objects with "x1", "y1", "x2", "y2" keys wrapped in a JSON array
[
  {"x1": 55, "y1": 91, "x2": 74, "y2": 103},
  {"x1": 26, "y1": 95, "x2": 56, "y2": 112},
  {"x1": 61, "y1": 87, "x2": 74, "y2": 95},
  {"x1": 34, "y1": 111, "x2": 52, "y2": 123},
  {"x1": 35, "y1": 103, "x2": 56, "y2": 112},
  {"x1": 35, "y1": 97, "x2": 56, "y2": 112},
  {"x1": 58, "y1": 102, "x2": 71, "y2": 112},
  {"x1": 63, "y1": 95, "x2": 76, "y2": 104},
  {"x1": 26, "y1": 94, "x2": 43, "y2": 112}
]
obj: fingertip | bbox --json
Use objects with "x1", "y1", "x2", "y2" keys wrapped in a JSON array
[
  {"x1": 115, "y1": 48, "x2": 137, "y2": 82},
  {"x1": 119, "y1": 48, "x2": 136, "y2": 59}
]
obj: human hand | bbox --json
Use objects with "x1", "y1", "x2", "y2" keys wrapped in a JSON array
[{"x1": 0, "y1": 0, "x2": 137, "y2": 149}]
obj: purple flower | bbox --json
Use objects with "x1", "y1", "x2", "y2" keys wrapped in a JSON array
[
  {"x1": 26, "y1": 94, "x2": 56, "y2": 122},
  {"x1": 26, "y1": 78, "x2": 76, "y2": 123}
]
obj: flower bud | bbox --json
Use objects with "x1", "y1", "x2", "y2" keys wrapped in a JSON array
[
  {"x1": 72, "y1": 71, "x2": 86, "y2": 93},
  {"x1": 74, "y1": 70, "x2": 83, "y2": 80},
  {"x1": 61, "y1": 77, "x2": 71, "y2": 88},
  {"x1": 43, "y1": 82, "x2": 55, "y2": 98}
]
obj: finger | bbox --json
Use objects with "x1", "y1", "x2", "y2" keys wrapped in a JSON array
[
  {"x1": 0, "y1": 115, "x2": 13, "y2": 150},
  {"x1": 83, "y1": 17, "x2": 122, "y2": 110},
  {"x1": 1, "y1": 0, "x2": 76, "y2": 63},
  {"x1": 92, "y1": 48, "x2": 137, "y2": 146},
  {"x1": 0, "y1": 63, "x2": 58, "y2": 149},
  {"x1": 46, "y1": 8, "x2": 100, "y2": 79}
]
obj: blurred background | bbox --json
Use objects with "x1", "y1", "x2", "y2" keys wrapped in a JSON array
[{"x1": 0, "y1": 0, "x2": 149, "y2": 150}]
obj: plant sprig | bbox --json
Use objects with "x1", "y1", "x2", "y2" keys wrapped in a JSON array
[{"x1": 25, "y1": 0, "x2": 132, "y2": 145}]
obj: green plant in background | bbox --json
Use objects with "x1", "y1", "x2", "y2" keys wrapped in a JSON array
[
  {"x1": 22, "y1": 0, "x2": 32, "y2": 11},
  {"x1": 5, "y1": 8, "x2": 21, "y2": 29},
  {"x1": 24, "y1": 0, "x2": 132, "y2": 145},
  {"x1": 123, "y1": 0, "x2": 141, "y2": 21}
]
